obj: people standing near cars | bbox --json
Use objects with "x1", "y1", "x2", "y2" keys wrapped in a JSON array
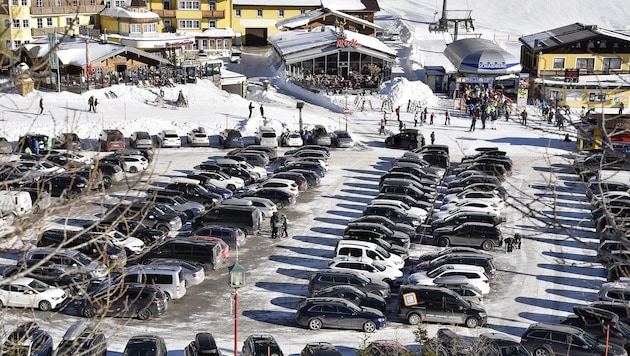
[
  {"x1": 270, "y1": 212, "x2": 280, "y2": 239},
  {"x1": 430, "y1": 131, "x2": 435, "y2": 145},
  {"x1": 93, "y1": 98, "x2": 99, "y2": 113},
  {"x1": 260, "y1": 104, "x2": 265, "y2": 118},
  {"x1": 280, "y1": 214, "x2": 289, "y2": 238},
  {"x1": 395, "y1": 106, "x2": 400, "y2": 120},
  {"x1": 249, "y1": 102, "x2": 254, "y2": 118}
]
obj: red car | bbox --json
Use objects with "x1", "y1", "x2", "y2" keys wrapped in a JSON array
[{"x1": 190, "y1": 235, "x2": 231, "y2": 259}]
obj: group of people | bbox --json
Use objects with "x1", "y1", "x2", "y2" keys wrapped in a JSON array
[
  {"x1": 248, "y1": 102, "x2": 264, "y2": 119},
  {"x1": 270, "y1": 212, "x2": 289, "y2": 239},
  {"x1": 88, "y1": 96, "x2": 99, "y2": 112}
]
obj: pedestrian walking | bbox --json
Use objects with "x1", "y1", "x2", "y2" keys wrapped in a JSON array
[
  {"x1": 413, "y1": 112, "x2": 418, "y2": 127},
  {"x1": 469, "y1": 116, "x2": 477, "y2": 132},
  {"x1": 521, "y1": 109, "x2": 528, "y2": 125},
  {"x1": 398, "y1": 119, "x2": 404, "y2": 131},
  {"x1": 88, "y1": 96, "x2": 94, "y2": 112},
  {"x1": 444, "y1": 110, "x2": 450, "y2": 125},
  {"x1": 93, "y1": 98, "x2": 99, "y2": 113},
  {"x1": 34, "y1": 139, "x2": 40, "y2": 155},
  {"x1": 379, "y1": 119, "x2": 385, "y2": 135},
  {"x1": 429, "y1": 112, "x2": 435, "y2": 125},
  {"x1": 38, "y1": 98, "x2": 44, "y2": 115},
  {"x1": 383, "y1": 111, "x2": 388, "y2": 125},
  {"x1": 270, "y1": 212, "x2": 280, "y2": 239},
  {"x1": 406, "y1": 99, "x2": 411, "y2": 112},
  {"x1": 620, "y1": 102, "x2": 625, "y2": 115},
  {"x1": 395, "y1": 106, "x2": 401, "y2": 120},
  {"x1": 430, "y1": 131, "x2": 435, "y2": 145},
  {"x1": 280, "y1": 214, "x2": 289, "y2": 238},
  {"x1": 248, "y1": 102, "x2": 255, "y2": 118},
  {"x1": 505, "y1": 106, "x2": 511, "y2": 121},
  {"x1": 260, "y1": 104, "x2": 265, "y2": 118}
]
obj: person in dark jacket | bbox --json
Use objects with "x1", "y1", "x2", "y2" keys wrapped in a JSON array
[{"x1": 270, "y1": 212, "x2": 280, "y2": 239}]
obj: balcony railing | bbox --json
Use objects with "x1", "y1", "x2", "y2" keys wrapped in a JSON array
[
  {"x1": 152, "y1": 9, "x2": 176, "y2": 17},
  {"x1": 201, "y1": 9, "x2": 224, "y2": 18},
  {"x1": 30, "y1": 5, "x2": 104, "y2": 14}
]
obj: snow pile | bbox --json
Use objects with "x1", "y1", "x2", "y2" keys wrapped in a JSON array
[{"x1": 382, "y1": 77, "x2": 438, "y2": 110}]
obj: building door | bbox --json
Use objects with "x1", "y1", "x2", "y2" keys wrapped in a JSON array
[{"x1": 245, "y1": 28, "x2": 267, "y2": 46}]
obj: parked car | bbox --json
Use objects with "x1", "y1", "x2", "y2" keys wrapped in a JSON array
[
  {"x1": 163, "y1": 181, "x2": 220, "y2": 209},
  {"x1": 308, "y1": 125, "x2": 332, "y2": 146},
  {"x1": 328, "y1": 256, "x2": 403, "y2": 287},
  {"x1": 187, "y1": 127, "x2": 209, "y2": 147},
  {"x1": 239, "y1": 188, "x2": 296, "y2": 210},
  {"x1": 300, "y1": 342, "x2": 342, "y2": 356},
  {"x1": 219, "y1": 129, "x2": 245, "y2": 148},
  {"x1": 76, "y1": 283, "x2": 168, "y2": 320},
  {"x1": 98, "y1": 129, "x2": 125, "y2": 151},
  {"x1": 184, "y1": 333, "x2": 221, "y2": 356},
  {"x1": 234, "y1": 196, "x2": 278, "y2": 218},
  {"x1": 472, "y1": 332, "x2": 531, "y2": 356},
  {"x1": 123, "y1": 335, "x2": 167, "y2": 356},
  {"x1": 520, "y1": 322, "x2": 626, "y2": 356},
  {"x1": 413, "y1": 252, "x2": 497, "y2": 277},
  {"x1": 294, "y1": 297, "x2": 386, "y2": 332},
  {"x1": 54, "y1": 321, "x2": 108, "y2": 356},
  {"x1": 431, "y1": 222, "x2": 503, "y2": 251},
  {"x1": 310, "y1": 285, "x2": 387, "y2": 313},
  {"x1": 129, "y1": 131, "x2": 154, "y2": 149},
  {"x1": 307, "y1": 269, "x2": 390, "y2": 297},
  {"x1": 191, "y1": 205, "x2": 262, "y2": 236},
  {"x1": 191, "y1": 170, "x2": 245, "y2": 191},
  {"x1": 408, "y1": 264, "x2": 491, "y2": 295},
  {"x1": 157, "y1": 129, "x2": 181, "y2": 148},
  {"x1": 280, "y1": 131, "x2": 304, "y2": 147},
  {"x1": 0, "y1": 137, "x2": 12, "y2": 154},
  {"x1": 192, "y1": 225, "x2": 247, "y2": 248},
  {"x1": 53, "y1": 132, "x2": 83, "y2": 150},
  {"x1": 433, "y1": 275, "x2": 485, "y2": 304},
  {"x1": 385, "y1": 130, "x2": 425, "y2": 150},
  {"x1": 560, "y1": 305, "x2": 630, "y2": 352},
  {"x1": 242, "y1": 334, "x2": 284, "y2": 356},
  {"x1": 22, "y1": 248, "x2": 108, "y2": 280},
  {"x1": 1, "y1": 322, "x2": 54, "y2": 356},
  {"x1": 363, "y1": 341, "x2": 411, "y2": 356},
  {"x1": 0, "y1": 277, "x2": 67, "y2": 311},
  {"x1": 143, "y1": 258, "x2": 206, "y2": 287},
  {"x1": 331, "y1": 130, "x2": 355, "y2": 148}
]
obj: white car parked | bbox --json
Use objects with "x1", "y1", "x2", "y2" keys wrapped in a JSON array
[
  {"x1": 0, "y1": 277, "x2": 67, "y2": 311},
  {"x1": 121, "y1": 155, "x2": 148, "y2": 173},
  {"x1": 438, "y1": 200, "x2": 504, "y2": 215},
  {"x1": 432, "y1": 204, "x2": 505, "y2": 221},
  {"x1": 247, "y1": 178, "x2": 300, "y2": 198},
  {"x1": 157, "y1": 129, "x2": 181, "y2": 148},
  {"x1": 240, "y1": 197, "x2": 278, "y2": 218},
  {"x1": 327, "y1": 256, "x2": 403, "y2": 287},
  {"x1": 441, "y1": 189, "x2": 504, "y2": 208},
  {"x1": 193, "y1": 170, "x2": 244, "y2": 191},
  {"x1": 187, "y1": 127, "x2": 209, "y2": 147},
  {"x1": 407, "y1": 264, "x2": 491, "y2": 295},
  {"x1": 368, "y1": 199, "x2": 428, "y2": 220},
  {"x1": 16, "y1": 160, "x2": 65, "y2": 175}
]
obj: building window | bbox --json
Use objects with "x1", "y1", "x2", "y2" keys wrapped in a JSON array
[
  {"x1": 209, "y1": 38, "x2": 215, "y2": 49},
  {"x1": 5, "y1": 40, "x2": 10, "y2": 49},
  {"x1": 130, "y1": 23, "x2": 141, "y2": 33},
  {"x1": 36, "y1": 0, "x2": 42, "y2": 6},
  {"x1": 12, "y1": 19, "x2": 20, "y2": 28},
  {"x1": 46, "y1": 17, "x2": 53, "y2": 26},
  {"x1": 55, "y1": 0, "x2": 61, "y2": 6},
  {"x1": 552, "y1": 58, "x2": 565, "y2": 69},
  {"x1": 300, "y1": 9, "x2": 306, "y2": 14},
  {"x1": 178, "y1": 19, "x2": 200, "y2": 29},
  {"x1": 105, "y1": 0, "x2": 110, "y2": 7},
  {"x1": 114, "y1": 0, "x2": 124, "y2": 6},
  {"x1": 144, "y1": 23, "x2": 156, "y2": 32},
  {"x1": 576, "y1": 58, "x2": 595, "y2": 70},
  {"x1": 209, "y1": 0, "x2": 215, "y2": 10},
  {"x1": 217, "y1": 39, "x2": 223, "y2": 50},
  {"x1": 602, "y1": 57, "x2": 622, "y2": 71},
  {"x1": 208, "y1": 20, "x2": 216, "y2": 28},
  {"x1": 223, "y1": 39, "x2": 230, "y2": 49},
  {"x1": 90, "y1": 0, "x2": 95, "y2": 5},
  {"x1": 65, "y1": 17, "x2": 73, "y2": 26},
  {"x1": 163, "y1": 1, "x2": 169, "y2": 9},
  {"x1": 14, "y1": 40, "x2": 21, "y2": 47},
  {"x1": 589, "y1": 92, "x2": 607, "y2": 102},
  {"x1": 11, "y1": 0, "x2": 18, "y2": 6},
  {"x1": 257, "y1": 9, "x2": 262, "y2": 17},
  {"x1": 21, "y1": 0, "x2": 28, "y2": 6},
  {"x1": 178, "y1": 0, "x2": 199, "y2": 9},
  {"x1": 278, "y1": 8, "x2": 284, "y2": 17},
  {"x1": 22, "y1": 19, "x2": 29, "y2": 28},
  {"x1": 37, "y1": 18, "x2": 43, "y2": 28},
  {"x1": 235, "y1": 9, "x2": 241, "y2": 17}
]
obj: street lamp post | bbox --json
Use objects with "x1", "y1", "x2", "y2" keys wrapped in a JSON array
[
  {"x1": 296, "y1": 101, "x2": 304, "y2": 135},
  {"x1": 344, "y1": 94, "x2": 349, "y2": 131},
  {"x1": 229, "y1": 260, "x2": 246, "y2": 356}
]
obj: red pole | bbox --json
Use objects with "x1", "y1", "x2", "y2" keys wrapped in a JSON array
[{"x1": 234, "y1": 289, "x2": 239, "y2": 356}]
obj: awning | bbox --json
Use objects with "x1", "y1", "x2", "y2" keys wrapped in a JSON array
[{"x1": 444, "y1": 38, "x2": 522, "y2": 75}]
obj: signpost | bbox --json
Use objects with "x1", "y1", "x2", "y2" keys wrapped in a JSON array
[{"x1": 344, "y1": 106, "x2": 349, "y2": 131}]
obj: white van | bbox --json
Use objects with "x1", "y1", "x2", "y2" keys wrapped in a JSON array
[
  {"x1": 334, "y1": 240, "x2": 405, "y2": 270},
  {"x1": 0, "y1": 190, "x2": 33, "y2": 217},
  {"x1": 124, "y1": 265, "x2": 187, "y2": 300},
  {"x1": 256, "y1": 127, "x2": 278, "y2": 148}
]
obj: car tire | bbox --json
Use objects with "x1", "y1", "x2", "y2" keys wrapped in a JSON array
[
  {"x1": 157, "y1": 225, "x2": 170, "y2": 233},
  {"x1": 481, "y1": 240, "x2": 494, "y2": 251},
  {"x1": 408, "y1": 313, "x2": 422, "y2": 325},
  {"x1": 533, "y1": 347, "x2": 551, "y2": 356},
  {"x1": 38, "y1": 300, "x2": 52, "y2": 311},
  {"x1": 66, "y1": 190, "x2": 78, "y2": 199},
  {"x1": 102, "y1": 176, "x2": 112, "y2": 189},
  {"x1": 277, "y1": 201, "x2": 284, "y2": 210},
  {"x1": 408, "y1": 144, "x2": 415, "y2": 150},
  {"x1": 82, "y1": 306, "x2": 96, "y2": 318},
  {"x1": 227, "y1": 184, "x2": 236, "y2": 191},
  {"x1": 308, "y1": 318, "x2": 323, "y2": 330},
  {"x1": 185, "y1": 210, "x2": 194, "y2": 220},
  {"x1": 363, "y1": 321, "x2": 377, "y2": 333},
  {"x1": 437, "y1": 237, "x2": 449, "y2": 247},
  {"x1": 0, "y1": 300, "x2": 4, "y2": 308},
  {"x1": 129, "y1": 166, "x2": 138, "y2": 173},
  {"x1": 137, "y1": 308, "x2": 152, "y2": 320},
  {"x1": 465, "y1": 317, "x2": 479, "y2": 328},
  {"x1": 203, "y1": 201, "x2": 214, "y2": 209}
]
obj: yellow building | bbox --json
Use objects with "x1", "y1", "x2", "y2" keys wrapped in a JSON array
[
  {"x1": 520, "y1": 23, "x2": 630, "y2": 109},
  {"x1": 0, "y1": 0, "x2": 104, "y2": 51}
]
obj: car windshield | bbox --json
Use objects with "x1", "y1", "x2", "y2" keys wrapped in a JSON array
[
  {"x1": 373, "y1": 261, "x2": 387, "y2": 271},
  {"x1": 73, "y1": 252, "x2": 93, "y2": 266},
  {"x1": 427, "y1": 266, "x2": 447, "y2": 278},
  {"x1": 498, "y1": 344, "x2": 530, "y2": 356},
  {"x1": 580, "y1": 331, "x2": 600, "y2": 348},
  {"x1": 172, "y1": 196, "x2": 188, "y2": 204},
  {"x1": 136, "y1": 132, "x2": 150, "y2": 139},
  {"x1": 191, "y1": 185, "x2": 209, "y2": 194},
  {"x1": 227, "y1": 131, "x2": 241, "y2": 138},
  {"x1": 374, "y1": 245, "x2": 391, "y2": 258},
  {"x1": 26, "y1": 279, "x2": 49, "y2": 291},
  {"x1": 615, "y1": 320, "x2": 630, "y2": 336}
]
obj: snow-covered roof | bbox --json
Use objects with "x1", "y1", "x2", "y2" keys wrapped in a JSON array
[
  {"x1": 321, "y1": 0, "x2": 366, "y2": 11},
  {"x1": 199, "y1": 27, "x2": 236, "y2": 37},
  {"x1": 269, "y1": 27, "x2": 395, "y2": 64},
  {"x1": 276, "y1": 7, "x2": 381, "y2": 31},
  {"x1": 100, "y1": 7, "x2": 159, "y2": 19},
  {"x1": 443, "y1": 38, "x2": 522, "y2": 75},
  {"x1": 520, "y1": 22, "x2": 630, "y2": 51},
  {"x1": 23, "y1": 36, "x2": 170, "y2": 67},
  {"x1": 232, "y1": 0, "x2": 320, "y2": 5}
]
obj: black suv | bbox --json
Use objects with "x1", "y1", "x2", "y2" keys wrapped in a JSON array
[
  {"x1": 307, "y1": 269, "x2": 390, "y2": 297},
  {"x1": 432, "y1": 222, "x2": 503, "y2": 251},
  {"x1": 431, "y1": 211, "x2": 503, "y2": 229},
  {"x1": 76, "y1": 283, "x2": 168, "y2": 320},
  {"x1": 385, "y1": 129, "x2": 425, "y2": 150},
  {"x1": 184, "y1": 333, "x2": 222, "y2": 356},
  {"x1": 301, "y1": 342, "x2": 342, "y2": 356},
  {"x1": 28, "y1": 173, "x2": 89, "y2": 199},
  {"x1": 123, "y1": 335, "x2": 167, "y2": 356},
  {"x1": 1, "y1": 322, "x2": 54, "y2": 356},
  {"x1": 164, "y1": 182, "x2": 219, "y2": 208},
  {"x1": 242, "y1": 334, "x2": 284, "y2": 356},
  {"x1": 54, "y1": 321, "x2": 108, "y2": 356},
  {"x1": 560, "y1": 306, "x2": 630, "y2": 352},
  {"x1": 109, "y1": 202, "x2": 183, "y2": 232},
  {"x1": 192, "y1": 205, "x2": 262, "y2": 235},
  {"x1": 520, "y1": 322, "x2": 626, "y2": 356}
]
